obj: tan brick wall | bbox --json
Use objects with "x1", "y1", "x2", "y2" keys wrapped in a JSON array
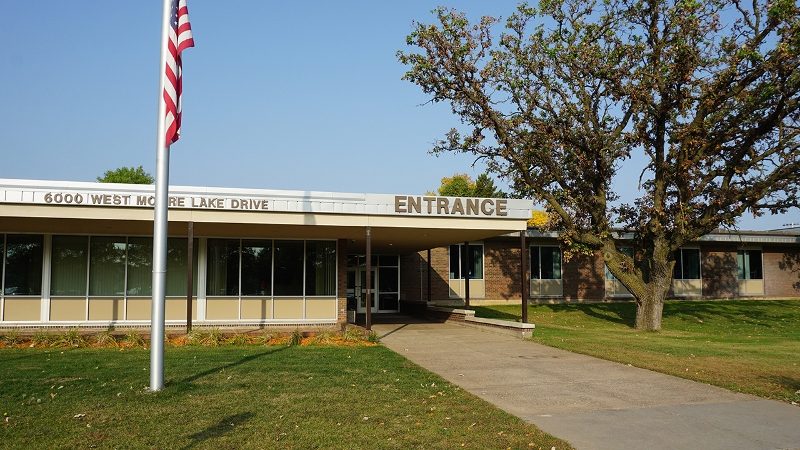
[
  {"x1": 562, "y1": 251, "x2": 606, "y2": 301},
  {"x1": 701, "y1": 245, "x2": 739, "y2": 299},
  {"x1": 337, "y1": 239, "x2": 348, "y2": 323},
  {"x1": 764, "y1": 245, "x2": 800, "y2": 297},
  {"x1": 484, "y1": 239, "x2": 523, "y2": 300}
]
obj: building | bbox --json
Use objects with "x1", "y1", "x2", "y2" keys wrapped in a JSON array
[
  {"x1": 0, "y1": 178, "x2": 531, "y2": 328},
  {"x1": 1, "y1": 178, "x2": 798, "y2": 329}
]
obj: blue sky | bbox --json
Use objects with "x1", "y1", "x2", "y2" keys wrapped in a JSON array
[{"x1": 1, "y1": 1, "x2": 796, "y2": 231}]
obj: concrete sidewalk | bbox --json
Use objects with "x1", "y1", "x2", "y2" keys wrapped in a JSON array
[{"x1": 372, "y1": 320, "x2": 800, "y2": 450}]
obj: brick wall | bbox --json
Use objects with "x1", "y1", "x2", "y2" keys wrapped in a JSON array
[
  {"x1": 764, "y1": 245, "x2": 800, "y2": 297},
  {"x1": 484, "y1": 239, "x2": 523, "y2": 300},
  {"x1": 701, "y1": 245, "x2": 738, "y2": 299},
  {"x1": 337, "y1": 239, "x2": 348, "y2": 323},
  {"x1": 562, "y1": 250, "x2": 606, "y2": 301}
]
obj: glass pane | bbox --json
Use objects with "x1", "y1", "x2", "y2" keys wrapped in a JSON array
[
  {"x1": 748, "y1": 250, "x2": 763, "y2": 280},
  {"x1": 89, "y1": 236, "x2": 126, "y2": 296},
  {"x1": 127, "y1": 237, "x2": 152, "y2": 296},
  {"x1": 379, "y1": 267, "x2": 398, "y2": 293},
  {"x1": 672, "y1": 250, "x2": 683, "y2": 279},
  {"x1": 166, "y1": 238, "x2": 199, "y2": 296},
  {"x1": 379, "y1": 255, "x2": 399, "y2": 266},
  {"x1": 469, "y1": 245, "x2": 483, "y2": 279},
  {"x1": 4, "y1": 234, "x2": 43, "y2": 295},
  {"x1": 274, "y1": 240, "x2": 304, "y2": 296},
  {"x1": 449, "y1": 245, "x2": 460, "y2": 279},
  {"x1": 379, "y1": 293, "x2": 398, "y2": 311},
  {"x1": 530, "y1": 246, "x2": 541, "y2": 280},
  {"x1": 305, "y1": 241, "x2": 336, "y2": 296},
  {"x1": 347, "y1": 255, "x2": 359, "y2": 268},
  {"x1": 682, "y1": 249, "x2": 701, "y2": 280},
  {"x1": 737, "y1": 250, "x2": 746, "y2": 280},
  {"x1": 241, "y1": 239, "x2": 272, "y2": 296},
  {"x1": 548, "y1": 247, "x2": 561, "y2": 280},
  {"x1": 51, "y1": 235, "x2": 88, "y2": 296},
  {"x1": 206, "y1": 239, "x2": 239, "y2": 296}
]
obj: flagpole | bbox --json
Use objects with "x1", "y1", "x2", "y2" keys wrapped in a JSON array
[{"x1": 150, "y1": 0, "x2": 174, "y2": 393}]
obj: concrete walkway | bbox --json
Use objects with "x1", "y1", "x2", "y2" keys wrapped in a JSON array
[{"x1": 372, "y1": 320, "x2": 800, "y2": 450}]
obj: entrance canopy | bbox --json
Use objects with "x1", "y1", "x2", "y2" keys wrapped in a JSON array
[{"x1": 0, "y1": 179, "x2": 533, "y2": 253}]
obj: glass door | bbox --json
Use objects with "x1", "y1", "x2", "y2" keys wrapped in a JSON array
[{"x1": 349, "y1": 268, "x2": 377, "y2": 314}]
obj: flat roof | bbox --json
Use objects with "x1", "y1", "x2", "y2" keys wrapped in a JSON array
[{"x1": 0, "y1": 178, "x2": 534, "y2": 254}]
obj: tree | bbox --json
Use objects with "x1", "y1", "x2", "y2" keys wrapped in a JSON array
[
  {"x1": 399, "y1": 0, "x2": 800, "y2": 330},
  {"x1": 97, "y1": 166, "x2": 154, "y2": 184},
  {"x1": 431, "y1": 172, "x2": 506, "y2": 197}
]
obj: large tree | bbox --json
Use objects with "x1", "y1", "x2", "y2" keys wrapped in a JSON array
[
  {"x1": 399, "y1": 0, "x2": 800, "y2": 330},
  {"x1": 431, "y1": 172, "x2": 506, "y2": 197},
  {"x1": 97, "y1": 166, "x2": 154, "y2": 184}
]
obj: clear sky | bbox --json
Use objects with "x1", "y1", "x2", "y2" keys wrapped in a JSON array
[{"x1": 1, "y1": 1, "x2": 796, "y2": 231}]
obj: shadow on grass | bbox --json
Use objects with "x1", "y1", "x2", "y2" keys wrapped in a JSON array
[
  {"x1": 178, "y1": 346, "x2": 289, "y2": 384},
  {"x1": 183, "y1": 411, "x2": 256, "y2": 449},
  {"x1": 761, "y1": 375, "x2": 800, "y2": 395}
]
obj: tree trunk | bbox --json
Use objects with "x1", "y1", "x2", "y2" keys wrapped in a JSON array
[{"x1": 634, "y1": 258, "x2": 673, "y2": 330}]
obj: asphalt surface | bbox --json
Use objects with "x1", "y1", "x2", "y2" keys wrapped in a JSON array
[{"x1": 372, "y1": 319, "x2": 800, "y2": 450}]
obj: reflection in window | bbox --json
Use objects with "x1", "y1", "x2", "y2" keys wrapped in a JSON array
[
  {"x1": 166, "y1": 238, "x2": 199, "y2": 296},
  {"x1": 51, "y1": 236, "x2": 89, "y2": 296},
  {"x1": 738, "y1": 250, "x2": 763, "y2": 280},
  {"x1": 241, "y1": 239, "x2": 271, "y2": 296},
  {"x1": 4, "y1": 234, "x2": 43, "y2": 295},
  {"x1": 305, "y1": 241, "x2": 336, "y2": 296},
  {"x1": 449, "y1": 244, "x2": 484, "y2": 280},
  {"x1": 89, "y1": 236, "x2": 126, "y2": 296},
  {"x1": 531, "y1": 246, "x2": 562, "y2": 280},
  {"x1": 206, "y1": 239, "x2": 239, "y2": 296},
  {"x1": 127, "y1": 237, "x2": 152, "y2": 296},
  {"x1": 673, "y1": 248, "x2": 701, "y2": 280},
  {"x1": 274, "y1": 240, "x2": 304, "y2": 296}
]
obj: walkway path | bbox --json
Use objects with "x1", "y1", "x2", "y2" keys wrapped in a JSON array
[{"x1": 372, "y1": 320, "x2": 800, "y2": 450}]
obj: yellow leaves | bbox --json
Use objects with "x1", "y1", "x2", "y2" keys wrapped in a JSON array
[{"x1": 527, "y1": 210, "x2": 550, "y2": 227}]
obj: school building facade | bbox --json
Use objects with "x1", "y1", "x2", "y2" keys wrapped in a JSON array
[{"x1": 1, "y1": 178, "x2": 798, "y2": 329}]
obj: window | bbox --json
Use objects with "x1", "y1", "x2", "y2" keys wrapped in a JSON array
[
  {"x1": 206, "y1": 239, "x2": 239, "y2": 296},
  {"x1": 738, "y1": 250, "x2": 763, "y2": 280},
  {"x1": 305, "y1": 240, "x2": 336, "y2": 296},
  {"x1": 127, "y1": 237, "x2": 198, "y2": 296},
  {"x1": 89, "y1": 236, "x2": 126, "y2": 296},
  {"x1": 241, "y1": 240, "x2": 272, "y2": 296},
  {"x1": 449, "y1": 244, "x2": 483, "y2": 279},
  {"x1": 274, "y1": 240, "x2": 304, "y2": 295},
  {"x1": 3, "y1": 234, "x2": 43, "y2": 295},
  {"x1": 673, "y1": 248, "x2": 701, "y2": 280},
  {"x1": 51, "y1": 236, "x2": 89, "y2": 296},
  {"x1": 531, "y1": 246, "x2": 562, "y2": 280}
]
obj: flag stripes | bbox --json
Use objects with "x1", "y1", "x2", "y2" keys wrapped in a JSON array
[{"x1": 163, "y1": 0, "x2": 194, "y2": 147}]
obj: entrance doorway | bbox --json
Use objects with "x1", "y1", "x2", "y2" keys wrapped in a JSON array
[{"x1": 348, "y1": 267, "x2": 377, "y2": 314}]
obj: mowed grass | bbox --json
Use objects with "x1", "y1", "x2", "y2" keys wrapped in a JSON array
[
  {"x1": 0, "y1": 344, "x2": 571, "y2": 450},
  {"x1": 474, "y1": 300, "x2": 800, "y2": 403}
]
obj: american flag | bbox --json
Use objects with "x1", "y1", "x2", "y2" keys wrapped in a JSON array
[{"x1": 163, "y1": 0, "x2": 194, "y2": 146}]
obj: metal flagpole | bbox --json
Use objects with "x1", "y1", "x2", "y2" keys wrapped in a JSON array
[{"x1": 150, "y1": 0, "x2": 174, "y2": 393}]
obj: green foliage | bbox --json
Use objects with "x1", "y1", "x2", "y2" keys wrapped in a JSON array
[
  {"x1": 287, "y1": 328, "x2": 303, "y2": 346},
  {"x1": 123, "y1": 330, "x2": 146, "y2": 347},
  {"x1": 432, "y1": 172, "x2": 505, "y2": 197},
  {"x1": 1, "y1": 328, "x2": 21, "y2": 346},
  {"x1": 96, "y1": 165, "x2": 154, "y2": 184},
  {"x1": 400, "y1": 0, "x2": 800, "y2": 330},
  {"x1": 52, "y1": 328, "x2": 88, "y2": 348}
]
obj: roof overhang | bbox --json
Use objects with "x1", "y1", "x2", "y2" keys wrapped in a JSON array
[{"x1": 0, "y1": 179, "x2": 533, "y2": 254}]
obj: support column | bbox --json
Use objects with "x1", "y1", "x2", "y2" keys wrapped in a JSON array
[
  {"x1": 365, "y1": 226, "x2": 372, "y2": 331},
  {"x1": 521, "y1": 231, "x2": 528, "y2": 324},
  {"x1": 186, "y1": 221, "x2": 194, "y2": 332},
  {"x1": 463, "y1": 241, "x2": 470, "y2": 310},
  {"x1": 427, "y1": 249, "x2": 432, "y2": 303}
]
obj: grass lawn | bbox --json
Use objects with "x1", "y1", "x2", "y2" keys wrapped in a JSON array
[
  {"x1": 474, "y1": 300, "x2": 800, "y2": 403},
  {"x1": 0, "y1": 344, "x2": 571, "y2": 449}
]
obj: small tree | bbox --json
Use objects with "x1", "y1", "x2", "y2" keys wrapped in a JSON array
[
  {"x1": 97, "y1": 166, "x2": 154, "y2": 184},
  {"x1": 400, "y1": 0, "x2": 800, "y2": 330},
  {"x1": 431, "y1": 172, "x2": 506, "y2": 197}
]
